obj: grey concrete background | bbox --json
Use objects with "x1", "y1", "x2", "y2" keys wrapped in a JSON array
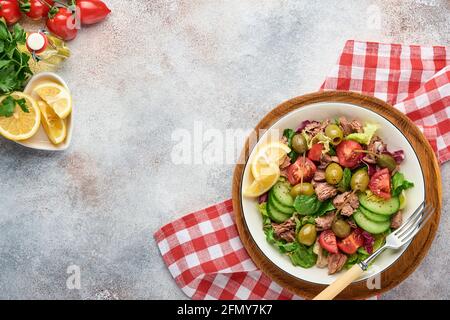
[{"x1": 0, "y1": 0, "x2": 448, "y2": 299}]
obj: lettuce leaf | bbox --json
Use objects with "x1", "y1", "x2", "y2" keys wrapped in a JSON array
[
  {"x1": 391, "y1": 172, "x2": 414, "y2": 196},
  {"x1": 289, "y1": 244, "x2": 317, "y2": 268},
  {"x1": 337, "y1": 168, "x2": 352, "y2": 192},
  {"x1": 283, "y1": 128, "x2": 299, "y2": 163},
  {"x1": 345, "y1": 123, "x2": 379, "y2": 145}
]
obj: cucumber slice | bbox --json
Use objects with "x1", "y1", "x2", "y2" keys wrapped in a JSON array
[
  {"x1": 353, "y1": 210, "x2": 391, "y2": 234},
  {"x1": 269, "y1": 191, "x2": 294, "y2": 215},
  {"x1": 359, "y1": 193, "x2": 399, "y2": 215},
  {"x1": 359, "y1": 206, "x2": 390, "y2": 222},
  {"x1": 272, "y1": 182, "x2": 294, "y2": 207},
  {"x1": 267, "y1": 201, "x2": 291, "y2": 223}
]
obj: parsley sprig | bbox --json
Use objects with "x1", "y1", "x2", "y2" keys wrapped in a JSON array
[{"x1": 0, "y1": 18, "x2": 33, "y2": 117}]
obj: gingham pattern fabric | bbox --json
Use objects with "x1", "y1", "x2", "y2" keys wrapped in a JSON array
[
  {"x1": 154, "y1": 41, "x2": 450, "y2": 300},
  {"x1": 321, "y1": 40, "x2": 450, "y2": 163}
]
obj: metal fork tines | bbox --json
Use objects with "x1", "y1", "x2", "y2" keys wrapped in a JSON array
[
  {"x1": 360, "y1": 202, "x2": 435, "y2": 269},
  {"x1": 392, "y1": 202, "x2": 434, "y2": 246}
]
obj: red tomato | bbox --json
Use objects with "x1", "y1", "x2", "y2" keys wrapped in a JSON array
[
  {"x1": 77, "y1": 0, "x2": 111, "y2": 25},
  {"x1": 307, "y1": 143, "x2": 323, "y2": 162},
  {"x1": 286, "y1": 157, "x2": 317, "y2": 185},
  {"x1": 336, "y1": 140, "x2": 364, "y2": 168},
  {"x1": 25, "y1": 0, "x2": 54, "y2": 20},
  {"x1": 337, "y1": 231, "x2": 364, "y2": 254},
  {"x1": 369, "y1": 168, "x2": 391, "y2": 199},
  {"x1": 319, "y1": 230, "x2": 338, "y2": 254},
  {"x1": 46, "y1": 7, "x2": 78, "y2": 41},
  {"x1": 0, "y1": 0, "x2": 21, "y2": 25}
]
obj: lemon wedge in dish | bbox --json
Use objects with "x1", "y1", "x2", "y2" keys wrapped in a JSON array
[
  {"x1": 38, "y1": 100, "x2": 67, "y2": 145},
  {"x1": 33, "y1": 82, "x2": 72, "y2": 119}
]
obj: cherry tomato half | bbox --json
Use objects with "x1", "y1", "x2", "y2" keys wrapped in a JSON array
[
  {"x1": 337, "y1": 230, "x2": 364, "y2": 254},
  {"x1": 369, "y1": 168, "x2": 391, "y2": 199},
  {"x1": 318, "y1": 230, "x2": 338, "y2": 254},
  {"x1": 0, "y1": 0, "x2": 21, "y2": 25},
  {"x1": 77, "y1": 0, "x2": 111, "y2": 25},
  {"x1": 336, "y1": 140, "x2": 364, "y2": 168},
  {"x1": 286, "y1": 157, "x2": 317, "y2": 185},
  {"x1": 46, "y1": 7, "x2": 78, "y2": 41},
  {"x1": 307, "y1": 143, "x2": 323, "y2": 162}
]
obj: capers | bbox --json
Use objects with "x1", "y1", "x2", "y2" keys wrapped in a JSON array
[
  {"x1": 350, "y1": 169, "x2": 370, "y2": 191},
  {"x1": 297, "y1": 223, "x2": 317, "y2": 246},
  {"x1": 325, "y1": 163, "x2": 343, "y2": 185},
  {"x1": 325, "y1": 124, "x2": 344, "y2": 145},
  {"x1": 291, "y1": 134, "x2": 307, "y2": 154},
  {"x1": 376, "y1": 154, "x2": 397, "y2": 172},
  {"x1": 290, "y1": 182, "x2": 315, "y2": 197},
  {"x1": 332, "y1": 220, "x2": 351, "y2": 238}
]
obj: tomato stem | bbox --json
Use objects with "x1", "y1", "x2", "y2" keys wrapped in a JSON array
[
  {"x1": 19, "y1": 0, "x2": 31, "y2": 13},
  {"x1": 39, "y1": 0, "x2": 53, "y2": 9},
  {"x1": 353, "y1": 149, "x2": 380, "y2": 158},
  {"x1": 52, "y1": 0, "x2": 69, "y2": 8}
]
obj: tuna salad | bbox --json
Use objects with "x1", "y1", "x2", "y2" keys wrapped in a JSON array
[{"x1": 258, "y1": 117, "x2": 414, "y2": 275}]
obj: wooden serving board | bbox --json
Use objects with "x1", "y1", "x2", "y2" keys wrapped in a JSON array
[{"x1": 232, "y1": 91, "x2": 442, "y2": 300}]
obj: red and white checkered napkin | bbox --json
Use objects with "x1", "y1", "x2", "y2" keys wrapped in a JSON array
[
  {"x1": 322, "y1": 40, "x2": 450, "y2": 163},
  {"x1": 154, "y1": 41, "x2": 450, "y2": 300}
]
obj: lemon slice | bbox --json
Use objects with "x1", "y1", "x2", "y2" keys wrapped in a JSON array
[
  {"x1": 33, "y1": 82, "x2": 72, "y2": 119},
  {"x1": 243, "y1": 164, "x2": 280, "y2": 197},
  {"x1": 251, "y1": 141, "x2": 290, "y2": 179},
  {"x1": 0, "y1": 92, "x2": 41, "y2": 141},
  {"x1": 38, "y1": 100, "x2": 67, "y2": 145}
]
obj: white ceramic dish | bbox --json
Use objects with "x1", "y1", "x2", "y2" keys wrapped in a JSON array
[
  {"x1": 241, "y1": 102, "x2": 425, "y2": 285},
  {"x1": 17, "y1": 72, "x2": 73, "y2": 151}
]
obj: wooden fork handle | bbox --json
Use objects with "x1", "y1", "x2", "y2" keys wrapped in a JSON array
[{"x1": 313, "y1": 264, "x2": 364, "y2": 300}]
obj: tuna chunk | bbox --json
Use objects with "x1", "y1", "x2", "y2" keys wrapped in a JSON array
[
  {"x1": 328, "y1": 253, "x2": 347, "y2": 275},
  {"x1": 313, "y1": 170, "x2": 326, "y2": 182},
  {"x1": 318, "y1": 154, "x2": 340, "y2": 170},
  {"x1": 390, "y1": 211, "x2": 403, "y2": 229},
  {"x1": 339, "y1": 117, "x2": 363, "y2": 136},
  {"x1": 314, "y1": 182, "x2": 338, "y2": 201},
  {"x1": 333, "y1": 191, "x2": 359, "y2": 217},
  {"x1": 315, "y1": 211, "x2": 336, "y2": 231},
  {"x1": 272, "y1": 218, "x2": 296, "y2": 242},
  {"x1": 350, "y1": 120, "x2": 363, "y2": 133},
  {"x1": 339, "y1": 117, "x2": 353, "y2": 136},
  {"x1": 304, "y1": 120, "x2": 330, "y2": 137}
]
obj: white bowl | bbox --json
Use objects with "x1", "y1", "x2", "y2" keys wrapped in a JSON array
[
  {"x1": 241, "y1": 102, "x2": 425, "y2": 285},
  {"x1": 17, "y1": 72, "x2": 73, "y2": 151}
]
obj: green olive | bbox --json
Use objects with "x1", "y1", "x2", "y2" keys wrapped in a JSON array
[
  {"x1": 332, "y1": 220, "x2": 351, "y2": 238},
  {"x1": 290, "y1": 182, "x2": 315, "y2": 197},
  {"x1": 298, "y1": 224, "x2": 317, "y2": 246},
  {"x1": 325, "y1": 163, "x2": 343, "y2": 185},
  {"x1": 350, "y1": 169, "x2": 370, "y2": 191},
  {"x1": 376, "y1": 154, "x2": 397, "y2": 172},
  {"x1": 291, "y1": 134, "x2": 307, "y2": 154},
  {"x1": 325, "y1": 124, "x2": 344, "y2": 145}
]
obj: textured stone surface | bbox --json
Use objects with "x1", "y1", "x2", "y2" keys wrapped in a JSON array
[{"x1": 0, "y1": 0, "x2": 448, "y2": 299}]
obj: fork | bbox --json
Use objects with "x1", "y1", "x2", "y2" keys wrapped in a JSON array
[{"x1": 313, "y1": 202, "x2": 434, "y2": 300}]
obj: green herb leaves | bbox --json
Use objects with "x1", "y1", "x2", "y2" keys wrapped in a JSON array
[
  {"x1": 293, "y1": 194, "x2": 335, "y2": 216},
  {"x1": 0, "y1": 19, "x2": 33, "y2": 117},
  {"x1": 283, "y1": 128, "x2": 299, "y2": 163},
  {"x1": 391, "y1": 172, "x2": 414, "y2": 196},
  {"x1": 0, "y1": 95, "x2": 28, "y2": 117}
]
